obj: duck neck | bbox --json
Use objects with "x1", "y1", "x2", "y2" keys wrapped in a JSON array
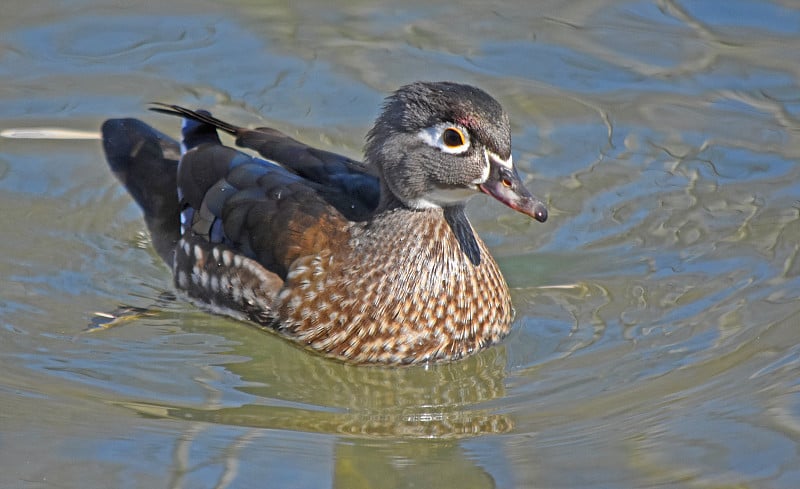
[
  {"x1": 367, "y1": 191, "x2": 484, "y2": 267},
  {"x1": 375, "y1": 177, "x2": 406, "y2": 214}
]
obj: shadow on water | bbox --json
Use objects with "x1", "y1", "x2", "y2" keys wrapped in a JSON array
[
  {"x1": 97, "y1": 312, "x2": 514, "y2": 488},
  {"x1": 113, "y1": 313, "x2": 515, "y2": 439}
]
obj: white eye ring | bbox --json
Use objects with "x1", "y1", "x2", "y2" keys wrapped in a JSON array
[{"x1": 417, "y1": 123, "x2": 471, "y2": 154}]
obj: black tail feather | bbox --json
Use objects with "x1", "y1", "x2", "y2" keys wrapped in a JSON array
[{"x1": 101, "y1": 118, "x2": 181, "y2": 266}]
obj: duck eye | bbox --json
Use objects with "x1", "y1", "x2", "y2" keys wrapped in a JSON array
[{"x1": 442, "y1": 127, "x2": 465, "y2": 147}]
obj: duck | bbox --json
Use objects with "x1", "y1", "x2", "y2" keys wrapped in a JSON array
[{"x1": 101, "y1": 81, "x2": 547, "y2": 365}]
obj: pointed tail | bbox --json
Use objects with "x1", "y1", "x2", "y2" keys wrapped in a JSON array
[{"x1": 101, "y1": 118, "x2": 182, "y2": 266}]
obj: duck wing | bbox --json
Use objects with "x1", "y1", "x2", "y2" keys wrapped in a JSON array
[
  {"x1": 150, "y1": 104, "x2": 379, "y2": 217},
  {"x1": 159, "y1": 107, "x2": 358, "y2": 280}
]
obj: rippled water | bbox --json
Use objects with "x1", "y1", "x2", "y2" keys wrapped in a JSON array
[{"x1": 2, "y1": 1, "x2": 799, "y2": 487}]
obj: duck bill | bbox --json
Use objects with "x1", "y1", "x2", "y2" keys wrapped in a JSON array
[{"x1": 478, "y1": 155, "x2": 548, "y2": 223}]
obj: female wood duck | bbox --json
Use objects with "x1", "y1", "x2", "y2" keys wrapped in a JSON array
[{"x1": 102, "y1": 81, "x2": 547, "y2": 365}]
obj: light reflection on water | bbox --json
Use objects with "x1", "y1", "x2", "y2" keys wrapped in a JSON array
[{"x1": 1, "y1": 0, "x2": 800, "y2": 488}]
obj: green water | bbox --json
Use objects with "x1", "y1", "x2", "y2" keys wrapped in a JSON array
[{"x1": 1, "y1": 1, "x2": 799, "y2": 487}]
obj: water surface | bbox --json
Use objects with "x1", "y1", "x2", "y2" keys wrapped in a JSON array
[{"x1": 2, "y1": 1, "x2": 799, "y2": 488}]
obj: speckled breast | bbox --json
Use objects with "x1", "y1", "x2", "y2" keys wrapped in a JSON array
[{"x1": 275, "y1": 208, "x2": 514, "y2": 365}]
